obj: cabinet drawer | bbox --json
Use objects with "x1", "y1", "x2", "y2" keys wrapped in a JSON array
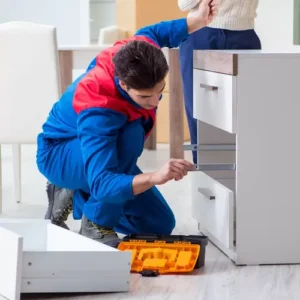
[
  {"x1": 193, "y1": 70, "x2": 237, "y2": 134},
  {"x1": 189, "y1": 171, "x2": 235, "y2": 249}
]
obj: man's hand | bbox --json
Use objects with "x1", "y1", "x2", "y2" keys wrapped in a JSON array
[
  {"x1": 187, "y1": 0, "x2": 218, "y2": 34},
  {"x1": 198, "y1": 0, "x2": 218, "y2": 25},
  {"x1": 131, "y1": 159, "x2": 195, "y2": 196},
  {"x1": 150, "y1": 159, "x2": 195, "y2": 185}
]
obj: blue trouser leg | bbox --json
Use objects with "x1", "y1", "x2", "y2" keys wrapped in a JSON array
[
  {"x1": 179, "y1": 27, "x2": 261, "y2": 164},
  {"x1": 36, "y1": 119, "x2": 175, "y2": 235}
]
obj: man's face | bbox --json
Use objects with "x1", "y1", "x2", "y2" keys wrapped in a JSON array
[{"x1": 119, "y1": 79, "x2": 166, "y2": 110}]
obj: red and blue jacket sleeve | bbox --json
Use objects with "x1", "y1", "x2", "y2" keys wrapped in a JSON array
[
  {"x1": 134, "y1": 18, "x2": 189, "y2": 48},
  {"x1": 73, "y1": 75, "x2": 135, "y2": 205}
]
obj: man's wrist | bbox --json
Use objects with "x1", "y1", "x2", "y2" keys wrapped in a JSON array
[
  {"x1": 186, "y1": 15, "x2": 206, "y2": 34},
  {"x1": 148, "y1": 172, "x2": 159, "y2": 186}
]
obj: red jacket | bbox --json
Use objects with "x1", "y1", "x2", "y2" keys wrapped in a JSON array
[{"x1": 72, "y1": 36, "x2": 159, "y2": 139}]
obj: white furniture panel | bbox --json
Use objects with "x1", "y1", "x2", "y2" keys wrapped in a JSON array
[
  {"x1": 0, "y1": 219, "x2": 131, "y2": 300},
  {"x1": 0, "y1": 226, "x2": 22, "y2": 300}
]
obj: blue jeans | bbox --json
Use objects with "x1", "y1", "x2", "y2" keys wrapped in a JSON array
[
  {"x1": 36, "y1": 119, "x2": 175, "y2": 235},
  {"x1": 179, "y1": 27, "x2": 261, "y2": 163}
]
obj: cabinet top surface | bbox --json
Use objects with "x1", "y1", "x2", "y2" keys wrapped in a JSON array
[{"x1": 194, "y1": 48, "x2": 300, "y2": 56}]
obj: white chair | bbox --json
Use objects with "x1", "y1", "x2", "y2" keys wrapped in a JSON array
[
  {"x1": 98, "y1": 25, "x2": 128, "y2": 44},
  {"x1": 0, "y1": 21, "x2": 61, "y2": 213}
]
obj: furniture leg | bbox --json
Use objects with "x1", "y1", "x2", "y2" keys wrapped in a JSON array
[
  {"x1": 12, "y1": 144, "x2": 21, "y2": 203},
  {"x1": 169, "y1": 49, "x2": 184, "y2": 159},
  {"x1": 58, "y1": 50, "x2": 73, "y2": 94},
  {"x1": 144, "y1": 124, "x2": 157, "y2": 150}
]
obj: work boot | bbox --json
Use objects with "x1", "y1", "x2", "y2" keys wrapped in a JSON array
[
  {"x1": 79, "y1": 214, "x2": 121, "y2": 248},
  {"x1": 45, "y1": 181, "x2": 73, "y2": 230}
]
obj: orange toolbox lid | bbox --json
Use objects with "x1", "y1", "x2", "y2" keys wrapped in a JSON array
[{"x1": 118, "y1": 240, "x2": 200, "y2": 275}]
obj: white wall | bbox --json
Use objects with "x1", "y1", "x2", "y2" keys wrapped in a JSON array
[
  {"x1": 0, "y1": 0, "x2": 117, "y2": 45},
  {"x1": 0, "y1": 0, "x2": 90, "y2": 45},
  {"x1": 256, "y1": 0, "x2": 296, "y2": 50}
]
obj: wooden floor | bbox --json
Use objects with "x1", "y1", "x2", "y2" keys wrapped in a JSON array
[
  {"x1": 1, "y1": 145, "x2": 300, "y2": 300},
  {"x1": 20, "y1": 247, "x2": 300, "y2": 300}
]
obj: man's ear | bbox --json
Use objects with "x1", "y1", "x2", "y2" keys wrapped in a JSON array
[{"x1": 119, "y1": 80, "x2": 128, "y2": 91}]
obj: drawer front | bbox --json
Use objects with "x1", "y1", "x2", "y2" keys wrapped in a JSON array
[
  {"x1": 190, "y1": 171, "x2": 235, "y2": 249},
  {"x1": 193, "y1": 70, "x2": 237, "y2": 134}
]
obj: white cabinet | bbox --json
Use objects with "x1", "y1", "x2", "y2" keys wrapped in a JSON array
[{"x1": 190, "y1": 50, "x2": 300, "y2": 265}]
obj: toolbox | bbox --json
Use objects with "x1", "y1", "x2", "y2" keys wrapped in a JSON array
[{"x1": 118, "y1": 234, "x2": 208, "y2": 276}]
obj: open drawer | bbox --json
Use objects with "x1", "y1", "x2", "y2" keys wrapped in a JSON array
[
  {"x1": 189, "y1": 171, "x2": 235, "y2": 250},
  {"x1": 0, "y1": 219, "x2": 131, "y2": 300}
]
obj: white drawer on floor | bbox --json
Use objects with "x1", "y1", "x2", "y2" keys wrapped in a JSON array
[
  {"x1": 0, "y1": 219, "x2": 131, "y2": 300},
  {"x1": 193, "y1": 70, "x2": 237, "y2": 134},
  {"x1": 189, "y1": 171, "x2": 235, "y2": 249}
]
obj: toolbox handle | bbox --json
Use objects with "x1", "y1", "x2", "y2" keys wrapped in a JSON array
[{"x1": 197, "y1": 188, "x2": 215, "y2": 200}]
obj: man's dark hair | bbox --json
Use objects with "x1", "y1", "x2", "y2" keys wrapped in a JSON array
[{"x1": 112, "y1": 40, "x2": 169, "y2": 90}]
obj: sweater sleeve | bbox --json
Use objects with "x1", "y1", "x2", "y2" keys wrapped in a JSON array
[
  {"x1": 134, "y1": 18, "x2": 189, "y2": 48},
  {"x1": 178, "y1": 0, "x2": 201, "y2": 11}
]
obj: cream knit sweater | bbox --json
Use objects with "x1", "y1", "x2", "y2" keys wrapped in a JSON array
[{"x1": 178, "y1": 0, "x2": 259, "y2": 30}]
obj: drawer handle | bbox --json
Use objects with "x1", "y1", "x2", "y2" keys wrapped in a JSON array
[
  {"x1": 200, "y1": 83, "x2": 218, "y2": 91},
  {"x1": 183, "y1": 144, "x2": 236, "y2": 151},
  {"x1": 197, "y1": 188, "x2": 215, "y2": 200},
  {"x1": 194, "y1": 163, "x2": 236, "y2": 171}
]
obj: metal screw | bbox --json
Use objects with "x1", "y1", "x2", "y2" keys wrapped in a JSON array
[
  {"x1": 27, "y1": 281, "x2": 31, "y2": 285},
  {"x1": 28, "y1": 262, "x2": 32, "y2": 266}
]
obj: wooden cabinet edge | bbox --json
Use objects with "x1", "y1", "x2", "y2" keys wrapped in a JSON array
[{"x1": 193, "y1": 51, "x2": 238, "y2": 76}]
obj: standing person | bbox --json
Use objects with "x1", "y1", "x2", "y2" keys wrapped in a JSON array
[
  {"x1": 178, "y1": 0, "x2": 261, "y2": 163},
  {"x1": 36, "y1": 0, "x2": 218, "y2": 248}
]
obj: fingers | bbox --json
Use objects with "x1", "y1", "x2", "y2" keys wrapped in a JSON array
[
  {"x1": 168, "y1": 159, "x2": 195, "y2": 181},
  {"x1": 170, "y1": 163, "x2": 187, "y2": 180},
  {"x1": 210, "y1": 0, "x2": 218, "y2": 15},
  {"x1": 171, "y1": 158, "x2": 195, "y2": 171}
]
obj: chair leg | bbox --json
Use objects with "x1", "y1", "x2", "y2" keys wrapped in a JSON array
[
  {"x1": 12, "y1": 144, "x2": 21, "y2": 204},
  {"x1": 0, "y1": 145, "x2": 2, "y2": 213}
]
